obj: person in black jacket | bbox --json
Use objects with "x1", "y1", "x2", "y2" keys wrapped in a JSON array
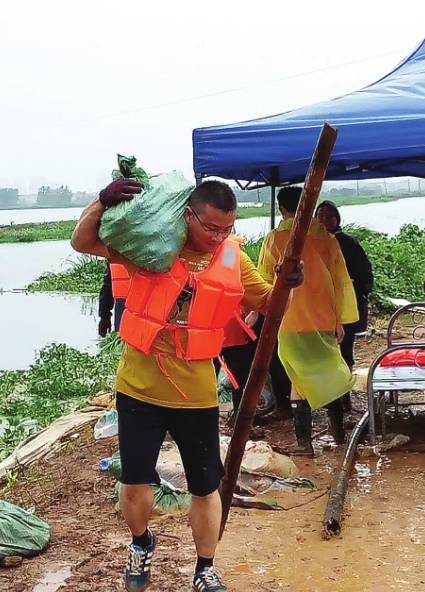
[
  {"x1": 98, "y1": 263, "x2": 126, "y2": 336},
  {"x1": 316, "y1": 200, "x2": 374, "y2": 411}
]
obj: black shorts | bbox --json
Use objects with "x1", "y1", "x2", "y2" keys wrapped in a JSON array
[{"x1": 116, "y1": 393, "x2": 224, "y2": 497}]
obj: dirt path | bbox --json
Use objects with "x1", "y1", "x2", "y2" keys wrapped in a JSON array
[{"x1": 2, "y1": 331, "x2": 425, "y2": 592}]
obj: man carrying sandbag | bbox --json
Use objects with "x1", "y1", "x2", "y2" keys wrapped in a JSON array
[{"x1": 71, "y1": 178, "x2": 303, "y2": 592}]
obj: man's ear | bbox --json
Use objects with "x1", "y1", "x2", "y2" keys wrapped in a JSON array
[{"x1": 184, "y1": 207, "x2": 192, "y2": 224}]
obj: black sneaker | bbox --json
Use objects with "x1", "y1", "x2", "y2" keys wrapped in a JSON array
[
  {"x1": 125, "y1": 529, "x2": 156, "y2": 592},
  {"x1": 193, "y1": 566, "x2": 227, "y2": 591}
]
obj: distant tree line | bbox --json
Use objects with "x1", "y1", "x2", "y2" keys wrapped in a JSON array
[
  {"x1": 0, "y1": 188, "x2": 19, "y2": 207},
  {"x1": 37, "y1": 185, "x2": 73, "y2": 206},
  {"x1": 234, "y1": 178, "x2": 424, "y2": 204},
  {"x1": 0, "y1": 186, "x2": 93, "y2": 208}
]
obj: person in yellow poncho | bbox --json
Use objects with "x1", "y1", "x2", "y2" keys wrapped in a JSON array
[{"x1": 258, "y1": 186, "x2": 359, "y2": 455}]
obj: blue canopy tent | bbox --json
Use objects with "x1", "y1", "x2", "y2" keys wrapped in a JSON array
[{"x1": 192, "y1": 39, "x2": 425, "y2": 226}]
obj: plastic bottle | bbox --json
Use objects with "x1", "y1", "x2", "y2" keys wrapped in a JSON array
[{"x1": 99, "y1": 457, "x2": 112, "y2": 471}]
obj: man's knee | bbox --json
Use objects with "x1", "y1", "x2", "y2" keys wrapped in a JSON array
[
  {"x1": 191, "y1": 489, "x2": 220, "y2": 502},
  {"x1": 120, "y1": 483, "x2": 153, "y2": 504}
]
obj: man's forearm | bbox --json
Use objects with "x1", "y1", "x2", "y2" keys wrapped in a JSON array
[{"x1": 71, "y1": 198, "x2": 108, "y2": 257}]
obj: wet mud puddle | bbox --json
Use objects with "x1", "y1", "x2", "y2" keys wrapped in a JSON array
[
  {"x1": 32, "y1": 566, "x2": 72, "y2": 592},
  {"x1": 218, "y1": 452, "x2": 425, "y2": 591}
]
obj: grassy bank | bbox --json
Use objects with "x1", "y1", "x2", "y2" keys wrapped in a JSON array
[
  {"x1": 0, "y1": 335, "x2": 122, "y2": 460},
  {"x1": 349, "y1": 224, "x2": 425, "y2": 310},
  {"x1": 27, "y1": 242, "x2": 262, "y2": 294},
  {"x1": 27, "y1": 255, "x2": 105, "y2": 294},
  {"x1": 1, "y1": 193, "x2": 421, "y2": 243},
  {"x1": 26, "y1": 225, "x2": 425, "y2": 311},
  {"x1": 0, "y1": 220, "x2": 76, "y2": 243}
]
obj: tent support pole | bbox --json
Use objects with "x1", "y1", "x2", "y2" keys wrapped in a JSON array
[
  {"x1": 195, "y1": 174, "x2": 202, "y2": 187},
  {"x1": 270, "y1": 167, "x2": 279, "y2": 229}
]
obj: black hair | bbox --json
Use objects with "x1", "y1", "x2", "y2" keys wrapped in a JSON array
[
  {"x1": 189, "y1": 180, "x2": 237, "y2": 213},
  {"x1": 315, "y1": 200, "x2": 341, "y2": 228},
  {"x1": 277, "y1": 186, "x2": 302, "y2": 214}
]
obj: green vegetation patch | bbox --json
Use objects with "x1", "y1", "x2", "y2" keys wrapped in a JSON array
[
  {"x1": 0, "y1": 220, "x2": 77, "y2": 243},
  {"x1": 244, "y1": 224, "x2": 425, "y2": 312},
  {"x1": 348, "y1": 224, "x2": 425, "y2": 311},
  {"x1": 27, "y1": 225, "x2": 425, "y2": 313},
  {"x1": 28, "y1": 255, "x2": 105, "y2": 294},
  {"x1": 0, "y1": 335, "x2": 122, "y2": 460}
]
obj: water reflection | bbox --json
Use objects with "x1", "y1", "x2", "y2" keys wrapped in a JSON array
[
  {"x1": 0, "y1": 207, "x2": 84, "y2": 226},
  {"x1": 0, "y1": 241, "x2": 78, "y2": 291},
  {"x1": 0, "y1": 292, "x2": 98, "y2": 370}
]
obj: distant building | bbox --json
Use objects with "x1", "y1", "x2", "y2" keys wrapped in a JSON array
[{"x1": 237, "y1": 201, "x2": 264, "y2": 208}]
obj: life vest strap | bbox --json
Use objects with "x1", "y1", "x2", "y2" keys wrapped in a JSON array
[
  {"x1": 154, "y1": 353, "x2": 189, "y2": 400},
  {"x1": 217, "y1": 355, "x2": 240, "y2": 390},
  {"x1": 235, "y1": 313, "x2": 257, "y2": 342}
]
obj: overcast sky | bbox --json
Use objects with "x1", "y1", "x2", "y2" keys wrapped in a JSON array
[{"x1": 1, "y1": 1, "x2": 424, "y2": 193}]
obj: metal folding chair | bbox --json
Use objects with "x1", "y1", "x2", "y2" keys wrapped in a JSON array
[{"x1": 367, "y1": 302, "x2": 425, "y2": 445}]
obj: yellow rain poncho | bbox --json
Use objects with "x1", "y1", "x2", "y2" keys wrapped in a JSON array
[{"x1": 258, "y1": 218, "x2": 359, "y2": 409}]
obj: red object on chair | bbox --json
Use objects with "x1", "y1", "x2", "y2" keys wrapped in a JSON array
[{"x1": 380, "y1": 349, "x2": 425, "y2": 367}]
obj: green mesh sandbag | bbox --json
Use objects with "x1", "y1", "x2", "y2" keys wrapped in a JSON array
[
  {"x1": 99, "y1": 154, "x2": 193, "y2": 272},
  {"x1": 0, "y1": 501, "x2": 51, "y2": 558},
  {"x1": 152, "y1": 482, "x2": 191, "y2": 514},
  {"x1": 113, "y1": 481, "x2": 191, "y2": 514},
  {"x1": 108, "y1": 450, "x2": 122, "y2": 481}
]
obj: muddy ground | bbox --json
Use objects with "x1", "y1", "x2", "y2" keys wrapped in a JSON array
[{"x1": 2, "y1": 331, "x2": 425, "y2": 592}]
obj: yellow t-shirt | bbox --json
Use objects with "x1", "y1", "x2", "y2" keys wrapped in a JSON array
[{"x1": 113, "y1": 245, "x2": 271, "y2": 409}]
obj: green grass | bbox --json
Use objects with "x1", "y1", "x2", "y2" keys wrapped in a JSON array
[
  {"x1": 0, "y1": 335, "x2": 123, "y2": 460},
  {"x1": 27, "y1": 255, "x2": 105, "y2": 294},
  {"x1": 347, "y1": 224, "x2": 425, "y2": 311},
  {"x1": 26, "y1": 225, "x2": 425, "y2": 311},
  {"x1": 236, "y1": 205, "x2": 271, "y2": 218},
  {"x1": 0, "y1": 220, "x2": 77, "y2": 243}
]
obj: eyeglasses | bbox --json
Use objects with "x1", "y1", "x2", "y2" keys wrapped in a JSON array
[{"x1": 189, "y1": 207, "x2": 234, "y2": 237}]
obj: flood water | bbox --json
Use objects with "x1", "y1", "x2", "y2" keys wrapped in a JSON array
[
  {"x1": 2, "y1": 196, "x2": 425, "y2": 236},
  {"x1": 0, "y1": 206, "x2": 84, "y2": 226},
  {"x1": 236, "y1": 195, "x2": 425, "y2": 238},
  {"x1": 0, "y1": 292, "x2": 98, "y2": 371},
  {"x1": 0, "y1": 240, "x2": 98, "y2": 371},
  {"x1": 1, "y1": 196, "x2": 424, "y2": 370},
  {"x1": 0, "y1": 240, "x2": 78, "y2": 291}
]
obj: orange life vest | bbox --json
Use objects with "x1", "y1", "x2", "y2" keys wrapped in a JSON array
[
  {"x1": 222, "y1": 315, "x2": 253, "y2": 348},
  {"x1": 119, "y1": 238, "x2": 248, "y2": 360},
  {"x1": 110, "y1": 263, "x2": 131, "y2": 299}
]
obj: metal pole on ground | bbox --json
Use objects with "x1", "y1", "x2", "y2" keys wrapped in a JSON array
[{"x1": 322, "y1": 411, "x2": 369, "y2": 538}]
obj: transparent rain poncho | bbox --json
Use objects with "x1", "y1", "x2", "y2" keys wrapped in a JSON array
[{"x1": 258, "y1": 218, "x2": 359, "y2": 409}]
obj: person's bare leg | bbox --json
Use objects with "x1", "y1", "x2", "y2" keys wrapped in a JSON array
[
  {"x1": 120, "y1": 483, "x2": 154, "y2": 536},
  {"x1": 189, "y1": 489, "x2": 222, "y2": 559}
]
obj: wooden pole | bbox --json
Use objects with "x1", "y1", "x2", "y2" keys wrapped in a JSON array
[{"x1": 219, "y1": 122, "x2": 338, "y2": 538}]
